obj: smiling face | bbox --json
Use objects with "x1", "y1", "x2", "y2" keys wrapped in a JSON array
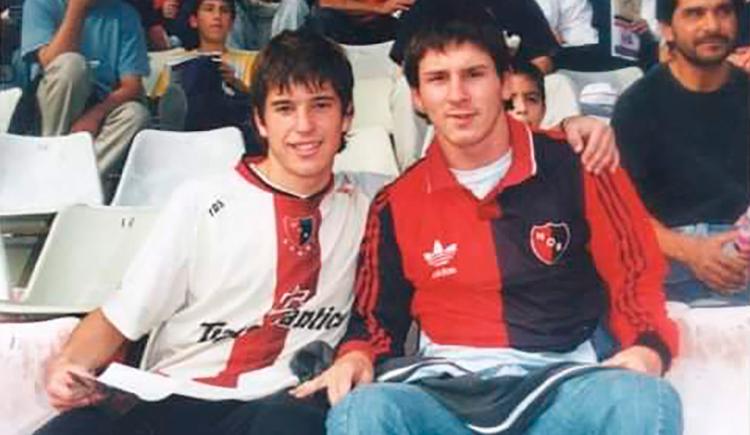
[
  {"x1": 190, "y1": 0, "x2": 234, "y2": 48},
  {"x1": 411, "y1": 42, "x2": 508, "y2": 169},
  {"x1": 254, "y1": 81, "x2": 352, "y2": 194},
  {"x1": 662, "y1": 0, "x2": 738, "y2": 66}
]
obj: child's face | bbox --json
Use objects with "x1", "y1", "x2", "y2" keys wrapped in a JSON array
[
  {"x1": 506, "y1": 73, "x2": 545, "y2": 128},
  {"x1": 190, "y1": 0, "x2": 234, "y2": 46}
]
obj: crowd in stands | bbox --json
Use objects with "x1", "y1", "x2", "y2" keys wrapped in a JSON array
[{"x1": 1, "y1": 0, "x2": 749, "y2": 433}]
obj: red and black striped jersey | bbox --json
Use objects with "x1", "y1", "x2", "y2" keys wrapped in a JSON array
[{"x1": 339, "y1": 117, "x2": 678, "y2": 368}]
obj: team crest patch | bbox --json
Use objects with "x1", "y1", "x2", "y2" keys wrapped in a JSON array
[
  {"x1": 282, "y1": 216, "x2": 317, "y2": 255},
  {"x1": 530, "y1": 222, "x2": 570, "y2": 265}
]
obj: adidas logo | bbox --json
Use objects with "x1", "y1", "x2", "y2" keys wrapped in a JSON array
[{"x1": 423, "y1": 240, "x2": 458, "y2": 268}]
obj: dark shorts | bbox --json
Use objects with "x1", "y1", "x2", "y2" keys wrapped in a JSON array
[{"x1": 34, "y1": 390, "x2": 328, "y2": 435}]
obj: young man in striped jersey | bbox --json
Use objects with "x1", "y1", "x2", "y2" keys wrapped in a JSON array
[
  {"x1": 294, "y1": 3, "x2": 683, "y2": 434},
  {"x1": 35, "y1": 29, "x2": 374, "y2": 435}
]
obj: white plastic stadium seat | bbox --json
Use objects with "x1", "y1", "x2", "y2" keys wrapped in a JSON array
[
  {"x1": 0, "y1": 132, "x2": 103, "y2": 213},
  {"x1": 0, "y1": 239, "x2": 9, "y2": 300},
  {"x1": 0, "y1": 205, "x2": 158, "y2": 319},
  {"x1": 334, "y1": 126, "x2": 400, "y2": 177},
  {"x1": 0, "y1": 87, "x2": 22, "y2": 133},
  {"x1": 557, "y1": 67, "x2": 644, "y2": 97},
  {"x1": 111, "y1": 127, "x2": 245, "y2": 206},
  {"x1": 342, "y1": 41, "x2": 426, "y2": 172},
  {"x1": 666, "y1": 303, "x2": 750, "y2": 435},
  {"x1": 341, "y1": 41, "x2": 398, "y2": 80},
  {"x1": 541, "y1": 73, "x2": 581, "y2": 129}
]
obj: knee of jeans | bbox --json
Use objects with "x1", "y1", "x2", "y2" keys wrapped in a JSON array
[
  {"x1": 45, "y1": 52, "x2": 88, "y2": 83},
  {"x1": 604, "y1": 371, "x2": 682, "y2": 425}
]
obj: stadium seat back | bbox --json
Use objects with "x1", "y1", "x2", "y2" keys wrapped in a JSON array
[
  {"x1": 0, "y1": 205, "x2": 158, "y2": 317},
  {"x1": 541, "y1": 73, "x2": 582, "y2": 128},
  {"x1": 111, "y1": 127, "x2": 244, "y2": 206},
  {"x1": 557, "y1": 67, "x2": 644, "y2": 96},
  {"x1": 0, "y1": 87, "x2": 22, "y2": 133},
  {"x1": 0, "y1": 132, "x2": 103, "y2": 213},
  {"x1": 334, "y1": 126, "x2": 400, "y2": 177},
  {"x1": 341, "y1": 41, "x2": 398, "y2": 80}
]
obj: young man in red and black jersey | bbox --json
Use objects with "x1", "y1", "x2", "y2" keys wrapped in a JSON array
[{"x1": 295, "y1": 3, "x2": 683, "y2": 434}]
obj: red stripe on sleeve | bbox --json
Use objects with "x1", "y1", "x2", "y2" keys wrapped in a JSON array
[{"x1": 583, "y1": 168, "x2": 679, "y2": 360}]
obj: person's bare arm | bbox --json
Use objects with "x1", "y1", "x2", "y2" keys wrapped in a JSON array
[
  {"x1": 318, "y1": 0, "x2": 413, "y2": 15},
  {"x1": 71, "y1": 75, "x2": 145, "y2": 136},
  {"x1": 37, "y1": 0, "x2": 97, "y2": 68},
  {"x1": 46, "y1": 309, "x2": 128, "y2": 411},
  {"x1": 651, "y1": 219, "x2": 749, "y2": 292},
  {"x1": 559, "y1": 115, "x2": 620, "y2": 174}
]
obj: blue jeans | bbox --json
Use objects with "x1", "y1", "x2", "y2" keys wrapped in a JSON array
[
  {"x1": 326, "y1": 370, "x2": 682, "y2": 435},
  {"x1": 666, "y1": 224, "x2": 750, "y2": 307}
]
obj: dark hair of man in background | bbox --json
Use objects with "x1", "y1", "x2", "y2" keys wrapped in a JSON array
[{"x1": 656, "y1": 0, "x2": 743, "y2": 22}]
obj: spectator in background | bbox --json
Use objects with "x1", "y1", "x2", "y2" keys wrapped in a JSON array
[
  {"x1": 227, "y1": 0, "x2": 279, "y2": 50},
  {"x1": 504, "y1": 61, "x2": 547, "y2": 128},
  {"x1": 727, "y1": 0, "x2": 749, "y2": 73},
  {"x1": 152, "y1": 0, "x2": 256, "y2": 134},
  {"x1": 270, "y1": 0, "x2": 313, "y2": 36},
  {"x1": 390, "y1": 0, "x2": 559, "y2": 74},
  {"x1": 554, "y1": 0, "x2": 660, "y2": 71},
  {"x1": 126, "y1": 0, "x2": 173, "y2": 50},
  {"x1": 306, "y1": 0, "x2": 414, "y2": 45},
  {"x1": 612, "y1": 0, "x2": 750, "y2": 305},
  {"x1": 20, "y1": 0, "x2": 150, "y2": 173},
  {"x1": 164, "y1": 0, "x2": 201, "y2": 49},
  {"x1": 534, "y1": 0, "x2": 599, "y2": 47}
]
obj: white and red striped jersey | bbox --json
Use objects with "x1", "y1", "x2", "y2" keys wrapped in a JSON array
[{"x1": 103, "y1": 158, "x2": 380, "y2": 400}]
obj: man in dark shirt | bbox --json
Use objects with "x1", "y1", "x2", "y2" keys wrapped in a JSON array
[{"x1": 612, "y1": 0, "x2": 750, "y2": 306}]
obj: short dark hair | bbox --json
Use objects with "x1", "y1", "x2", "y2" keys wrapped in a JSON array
[
  {"x1": 402, "y1": 0, "x2": 511, "y2": 89},
  {"x1": 249, "y1": 30, "x2": 354, "y2": 152},
  {"x1": 191, "y1": 0, "x2": 236, "y2": 18},
  {"x1": 656, "y1": 0, "x2": 742, "y2": 23},
  {"x1": 510, "y1": 60, "x2": 546, "y2": 104}
]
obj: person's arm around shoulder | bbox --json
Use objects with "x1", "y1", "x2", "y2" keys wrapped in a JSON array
[
  {"x1": 45, "y1": 309, "x2": 127, "y2": 411},
  {"x1": 553, "y1": 115, "x2": 620, "y2": 174},
  {"x1": 36, "y1": 0, "x2": 97, "y2": 68}
]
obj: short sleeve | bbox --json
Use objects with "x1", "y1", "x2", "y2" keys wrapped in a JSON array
[
  {"x1": 116, "y1": 4, "x2": 150, "y2": 78},
  {"x1": 20, "y1": 0, "x2": 60, "y2": 62},
  {"x1": 102, "y1": 184, "x2": 200, "y2": 340}
]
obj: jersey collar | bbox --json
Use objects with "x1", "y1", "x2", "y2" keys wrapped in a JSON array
[
  {"x1": 235, "y1": 155, "x2": 334, "y2": 204},
  {"x1": 425, "y1": 115, "x2": 538, "y2": 197}
]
